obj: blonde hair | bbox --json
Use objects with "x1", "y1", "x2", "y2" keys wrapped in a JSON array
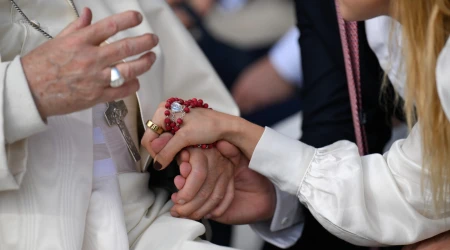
[{"x1": 391, "y1": 0, "x2": 450, "y2": 212}]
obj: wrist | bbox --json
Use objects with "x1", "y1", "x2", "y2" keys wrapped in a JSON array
[
  {"x1": 21, "y1": 56, "x2": 49, "y2": 120},
  {"x1": 220, "y1": 114, "x2": 264, "y2": 159}
]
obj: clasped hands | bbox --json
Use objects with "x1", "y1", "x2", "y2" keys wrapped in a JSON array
[{"x1": 142, "y1": 103, "x2": 276, "y2": 225}]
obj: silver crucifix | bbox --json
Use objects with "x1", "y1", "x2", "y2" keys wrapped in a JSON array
[{"x1": 105, "y1": 101, "x2": 141, "y2": 162}]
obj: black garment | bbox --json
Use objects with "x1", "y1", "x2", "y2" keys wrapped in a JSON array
[{"x1": 264, "y1": 1, "x2": 397, "y2": 249}]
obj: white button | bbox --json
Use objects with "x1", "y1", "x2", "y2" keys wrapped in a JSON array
[{"x1": 281, "y1": 217, "x2": 289, "y2": 225}]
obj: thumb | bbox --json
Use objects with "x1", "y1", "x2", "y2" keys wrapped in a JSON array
[
  {"x1": 57, "y1": 7, "x2": 92, "y2": 37},
  {"x1": 215, "y1": 140, "x2": 242, "y2": 167}
]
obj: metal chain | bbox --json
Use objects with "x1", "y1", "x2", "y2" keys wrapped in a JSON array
[{"x1": 10, "y1": 0, "x2": 79, "y2": 40}]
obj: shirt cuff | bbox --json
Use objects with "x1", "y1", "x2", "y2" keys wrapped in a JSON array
[
  {"x1": 249, "y1": 127, "x2": 316, "y2": 196},
  {"x1": 4, "y1": 56, "x2": 47, "y2": 143},
  {"x1": 270, "y1": 186, "x2": 304, "y2": 231},
  {"x1": 268, "y1": 27, "x2": 303, "y2": 86},
  {"x1": 250, "y1": 187, "x2": 304, "y2": 248}
]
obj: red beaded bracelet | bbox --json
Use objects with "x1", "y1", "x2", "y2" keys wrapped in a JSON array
[{"x1": 164, "y1": 97, "x2": 214, "y2": 149}]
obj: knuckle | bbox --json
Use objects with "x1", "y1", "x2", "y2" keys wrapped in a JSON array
[
  {"x1": 180, "y1": 190, "x2": 195, "y2": 201},
  {"x1": 192, "y1": 168, "x2": 207, "y2": 181},
  {"x1": 210, "y1": 194, "x2": 224, "y2": 203},
  {"x1": 65, "y1": 36, "x2": 82, "y2": 47},
  {"x1": 97, "y1": 69, "x2": 110, "y2": 84},
  {"x1": 120, "y1": 65, "x2": 132, "y2": 79},
  {"x1": 119, "y1": 40, "x2": 134, "y2": 56},
  {"x1": 212, "y1": 210, "x2": 224, "y2": 218},
  {"x1": 106, "y1": 20, "x2": 119, "y2": 35},
  {"x1": 177, "y1": 209, "x2": 190, "y2": 218},
  {"x1": 198, "y1": 189, "x2": 210, "y2": 200},
  {"x1": 190, "y1": 212, "x2": 203, "y2": 221},
  {"x1": 141, "y1": 137, "x2": 149, "y2": 150}
]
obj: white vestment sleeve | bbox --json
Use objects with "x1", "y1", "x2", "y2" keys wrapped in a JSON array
[
  {"x1": 249, "y1": 126, "x2": 450, "y2": 246},
  {"x1": 0, "y1": 56, "x2": 47, "y2": 191}
]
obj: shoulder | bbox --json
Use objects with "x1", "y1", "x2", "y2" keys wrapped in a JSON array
[{"x1": 436, "y1": 37, "x2": 450, "y2": 122}]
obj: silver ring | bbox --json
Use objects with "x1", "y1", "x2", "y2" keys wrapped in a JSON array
[{"x1": 110, "y1": 67, "x2": 125, "y2": 88}]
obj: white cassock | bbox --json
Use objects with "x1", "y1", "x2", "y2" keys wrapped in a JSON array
[{"x1": 0, "y1": 0, "x2": 239, "y2": 249}]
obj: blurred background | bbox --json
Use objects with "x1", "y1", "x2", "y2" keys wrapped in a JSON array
[{"x1": 166, "y1": 0, "x2": 302, "y2": 249}]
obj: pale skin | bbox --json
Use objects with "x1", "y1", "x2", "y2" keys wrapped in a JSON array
[
  {"x1": 232, "y1": 56, "x2": 296, "y2": 115},
  {"x1": 22, "y1": 8, "x2": 159, "y2": 119},
  {"x1": 143, "y1": 0, "x2": 450, "y2": 248}
]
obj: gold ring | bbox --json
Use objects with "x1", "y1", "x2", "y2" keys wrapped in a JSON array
[{"x1": 146, "y1": 120, "x2": 165, "y2": 135}]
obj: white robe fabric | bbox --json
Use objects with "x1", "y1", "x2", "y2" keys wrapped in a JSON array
[{"x1": 0, "y1": 0, "x2": 239, "y2": 249}]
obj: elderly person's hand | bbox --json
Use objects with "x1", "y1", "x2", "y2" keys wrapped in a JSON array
[
  {"x1": 147, "y1": 133, "x2": 235, "y2": 220},
  {"x1": 176, "y1": 141, "x2": 276, "y2": 224},
  {"x1": 22, "y1": 8, "x2": 158, "y2": 119}
]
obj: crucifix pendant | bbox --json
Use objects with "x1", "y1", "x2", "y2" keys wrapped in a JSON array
[{"x1": 104, "y1": 100, "x2": 141, "y2": 162}]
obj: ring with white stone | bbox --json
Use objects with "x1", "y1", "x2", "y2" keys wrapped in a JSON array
[{"x1": 110, "y1": 67, "x2": 125, "y2": 88}]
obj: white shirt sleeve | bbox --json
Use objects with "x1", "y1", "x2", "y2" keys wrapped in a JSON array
[
  {"x1": 249, "y1": 126, "x2": 450, "y2": 246},
  {"x1": 0, "y1": 56, "x2": 47, "y2": 191},
  {"x1": 250, "y1": 187, "x2": 304, "y2": 248},
  {"x1": 268, "y1": 26, "x2": 303, "y2": 87}
]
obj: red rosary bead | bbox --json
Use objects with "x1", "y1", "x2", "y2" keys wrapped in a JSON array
[{"x1": 164, "y1": 97, "x2": 215, "y2": 149}]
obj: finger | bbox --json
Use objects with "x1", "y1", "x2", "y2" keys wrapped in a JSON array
[
  {"x1": 171, "y1": 192, "x2": 178, "y2": 203},
  {"x1": 209, "y1": 179, "x2": 234, "y2": 218},
  {"x1": 153, "y1": 132, "x2": 192, "y2": 170},
  {"x1": 166, "y1": 0, "x2": 183, "y2": 6},
  {"x1": 151, "y1": 133, "x2": 173, "y2": 155},
  {"x1": 179, "y1": 160, "x2": 192, "y2": 178},
  {"x1": 141, "y1": 108, "x2": 167, "y2": 158},
  {"x1": 100, "y1": 33, "x2": 158, "y2": 66},
  {"x1": 176, "y1": 150, "x2": 190, "y2": 166},
  {"x1": 57, "y1": 7, "x2": 93, "y2": 37},
  {"x1": 175, "y1": 151, "x2": 208, "y2": 205},
  {"x1": 174, "y1": 175, "x2": 186, "y2": 190},
  {"x1": 177, "y1": 172, "x2": 229, "y2": 220},
  {"x1": 215, "y1": 140, "x2": 241, "y2": 166},
  {"x1": 81, "y1": 10, "x2": 144, "y2": 45},
  {"x1": 101, "y1": 78, "x2": 140, "y2": 102},
  {"x1": 101, "y1": 52, "x2": 156, "y2": 85}
]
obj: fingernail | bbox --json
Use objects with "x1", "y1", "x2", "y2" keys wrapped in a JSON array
[
  {"x1": 152, "y1": 34, "x2": 159, "y2": 44},
  {"x1": 205, "y1": 214, "x2": 212, "y2": 219},
  {"x1": 149, "y1": 53, "x2": 156, "y2": 64},
  {"x1": 178, "y1": 199, "x2": 185, "y2": 205},
  {"x1": 153, "y1": 160, "x2": 162, "y2": 171},
  {"x1": 137, "y1": 13, "x2": 143, "y2": 22},
  {"x1": 171, "y1": 211, "x2": 179, "y2": 217}
]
